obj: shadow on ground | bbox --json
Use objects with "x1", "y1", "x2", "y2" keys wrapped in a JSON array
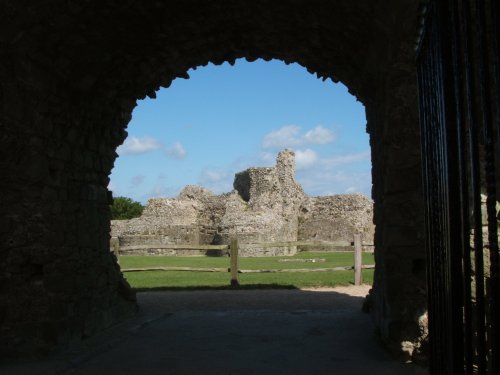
[
  {"x1": 1, "y1": 287, "x2": 428, "y2": 375},
  {"x1": 132, "y1": 283, "x2": 299, "y2": 292}
]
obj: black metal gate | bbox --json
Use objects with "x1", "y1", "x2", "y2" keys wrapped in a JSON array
[{"x1": 416, "y1": 0, "x2": 500, "y2": 374}]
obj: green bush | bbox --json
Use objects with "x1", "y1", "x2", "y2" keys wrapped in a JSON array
[{"x1": 110, "y1": 196, "x2": 144, "y2": 220}]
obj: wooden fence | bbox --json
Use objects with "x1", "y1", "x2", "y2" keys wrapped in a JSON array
[{"x1": 111, "y1": 234, "x2": 374, "y2": 286}]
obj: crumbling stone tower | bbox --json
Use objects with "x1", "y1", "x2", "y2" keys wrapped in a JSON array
[{"x1": 220, "y1": 149, "x2": 305, "y2": 255}]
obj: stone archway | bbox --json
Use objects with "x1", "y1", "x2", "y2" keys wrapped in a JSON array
[{"x1": 0, "y1": 0, "x2": 425, "y2": 358}]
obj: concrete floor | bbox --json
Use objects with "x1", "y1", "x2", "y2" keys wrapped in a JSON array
[{"x1": 2, "y1": 288, "x2": 428, "y2": 375}]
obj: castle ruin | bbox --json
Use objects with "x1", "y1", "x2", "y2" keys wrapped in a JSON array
[
  {"x1": 5, "y1": 2, "x2": 498, "y2": 366},
  {"x1": 111, "y1": 150, "x2": 374, "y2": 256}
]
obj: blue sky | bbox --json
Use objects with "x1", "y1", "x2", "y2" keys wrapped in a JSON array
[{"x1": 109, "y1": 59, "x2": 371, "y2": 204}]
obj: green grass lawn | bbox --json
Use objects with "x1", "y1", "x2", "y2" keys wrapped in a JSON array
[{"x1": 120, "y1": 251, "x2": 375, "y2": 290}]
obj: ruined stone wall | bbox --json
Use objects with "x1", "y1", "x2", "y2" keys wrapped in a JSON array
[
  {"x1": 112, "y1": 151, "x2": 308, "y2": 257},
  {"x1": 111, "y1": 186, "x2": 227, "y2": 255},
  {"x1": 298, "y1": 194, "x2": 375, "y2": 247},
  {"x1": 113, "y1": 150, "x2": 375, "y2": 257}
]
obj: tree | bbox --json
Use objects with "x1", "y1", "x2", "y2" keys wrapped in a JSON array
[{"x1": 110, "y1": 196, "x2": 144, "y2": 220}]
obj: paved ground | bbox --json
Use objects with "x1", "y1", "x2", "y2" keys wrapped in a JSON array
[{"x1": 2, "y1": 286, "x2": 428, "y2": 375}]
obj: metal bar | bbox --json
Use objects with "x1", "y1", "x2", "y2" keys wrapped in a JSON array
[
  {"x1": 476, "y1": 1, "x2": 500, "y2": 372},
  {"x1": 432, "y1": 4, "x2": 452, "y2": 370},
  {"x1": 417, "y1": 8, "x2": 449, "y2": 369},
  {"x1": 417, "y1": 1, "x2": 500, "y2": 371},
  {"x1": 493, "y1": 0, "x2": 500, "y2": 143},
  {"x1": 448, "y1": 1, "x2": 479, "y2": 372},
  {"x1": 441, "y1": 2, "x2": 472, "y2": 371},
  {"x1": 417, "y1": 2, "x2": 468, "y2": 371},
  {"x1": 456, "y1": 2, "x2": 474, "y2": 371},
  {"x1": 488, "y1": 0, "x2": 500, "y2": 368},
  {"x1": 463, "y1": 2, "x2": 488, "y2": 371}
]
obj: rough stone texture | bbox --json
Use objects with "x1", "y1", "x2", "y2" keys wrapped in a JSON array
[
  {"x1": 0, "y1": 0, "x2": 426, "y2": 360},
  {"x1": 367, "y1": 35, "x2": 427, "y2": 357},
  {"x1": 111, "y1": 186, "x2": 227, "y2": 255},
  {"x1": 299, "y1": 194, "x2": 375, "y2": 248},
  {"x1": 218, "y1": 150, "x2": 305, "y2": 256},
  {"x1": 112, "y1": 151, "x2": 375, "y2": 257}
]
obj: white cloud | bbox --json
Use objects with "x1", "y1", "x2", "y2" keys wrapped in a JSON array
[
  {"x1": 262, "y1": 125, "x2": 336, "y2": 149},
  {"x1": 322, "y1": 151, "x2": 370, "y2": 167},
  {"x1": 303, "y1": 125, "x2": 336, "y2": 144},
  {"x1": 200, "y1": 169, "x2": 229, "y2": 183},
  {"x1": 116, "y1": 137, "x2": 187, "y2": 160},
  {"x1": 297, "y1": 168, "x2": 372, "y2": 197},
  {"x1": 262, "y1": 125, "x2": 301, "y2": 149},
  {"x1": 291, "y1": 149, "x2": 372, "y2": 196},
  {"x1": 295, "y1": 149, "x2": 319, "y2": 170},
  {"x1": 198, "y1": 168, "x2": 233, "y2": 194},
  {"x1": 147, "y1": 184, "x2": 180, "y2": 198},
  {"x1": 117, "y1": 136, "x2": 162, "y2": 155},
  {"x1": 166, "y1": 142, "x2": 187, "y2": 159},
  {"x1": 259, "y1": 151, "x2": 276, "y2": 164}
]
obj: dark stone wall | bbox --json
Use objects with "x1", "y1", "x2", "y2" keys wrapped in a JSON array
[
  {"x1": 0, "y1": 0, "x2": 424, "y2": 359},
  {"x1": 368, "y1": 51, "x2": 427, "y2": 358},
  {"x1": 0, "y1": 41, "x2": 138, "y2": 357}
]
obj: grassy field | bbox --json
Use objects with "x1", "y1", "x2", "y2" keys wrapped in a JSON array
[{"x1": 120, "y1": 251, "x2": 375, "y2": 290}]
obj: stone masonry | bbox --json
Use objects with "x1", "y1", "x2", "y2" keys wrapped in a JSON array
[
  {"x1": 111, "y1": 150, "x2": 375, "y2": 256},
  {"x1": 299, "y1": 195, "x2": 375, "y2": 247},
  {"x1": 0, "y1": 0, "x2": 428, "y2": 360}
]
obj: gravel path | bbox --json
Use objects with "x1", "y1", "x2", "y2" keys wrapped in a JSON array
[{"x1": 136, "y1": 285, "x2": 372, "y2": 317}]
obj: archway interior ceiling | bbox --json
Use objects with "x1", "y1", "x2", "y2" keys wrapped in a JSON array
[{"x1": 5, "y1": 0, "x2": 419, "y2": 114}]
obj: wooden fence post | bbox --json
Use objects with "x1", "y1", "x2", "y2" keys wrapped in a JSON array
[
  {"x1": 354, "y1": 232, "x2": 363, "y2": 286},
  {"x1": 230, "y1": 238, "x2": 239, "y2": 286}
]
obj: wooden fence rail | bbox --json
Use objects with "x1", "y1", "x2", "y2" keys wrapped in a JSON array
[
  {"x1": 119, "y1": 244, "x2": 230, "y2": 251},
  {"x1": 122, "y1": 267, "x2": 228, "y2": 273},
  {"x1": 243, "y1": 240, "x2": 351, "y2": 248},
  {"x1": 113, "y1": 233, "x2": 372, "y2": 286}
]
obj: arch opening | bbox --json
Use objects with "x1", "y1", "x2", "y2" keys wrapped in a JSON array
[
  {"x1": 0, "y1": 0, "x2": 425, "y2": 362},
  {"x1": 109, "y1": 58, "x2": 374, "y2": 289},
  {"x1": 110, "y1": 58, "x2": 371, "y2": 202}
]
